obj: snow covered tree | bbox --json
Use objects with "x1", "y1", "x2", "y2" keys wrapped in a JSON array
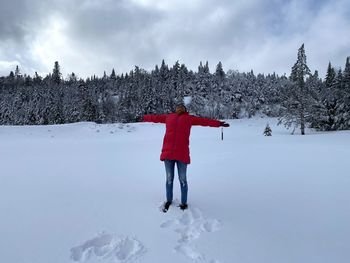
[
  {"x1": 15, "y1": 65, "x2": 22, "y2": 79},
  {"x1": 215, "y1": 61, "x2": 225, "y2": 80},
  {"x1": 142, "y1": 73, "x2": 158, "y2": 114},
  {"x1": 110, "y1": 68, "x2": 116, "y2": 80},
  {"x1": 158, "y1": 60, "x2": 174, "y2": 113},
  {"x1": 8, "y1": 71, "x2": 15, "y2": 82},
  {"x1": 338, "y1": 57, "x2": 350, "y2": 129},
  {"x1": 325, "y1": 62, "x2": 336, "y2": 88},
  {"x1": 311, "y1": 63, "x2": 338, "y2": 131},
  {"x1": 263, "y1": 123, "x2": 272, "y2": 136},
  {"x1": 170, "y1": 60, "x2": 187, "y2": 106},
  {"x1": 0, "y1": 56, "x2": 349, "y2": 130},
  {"x1": 79, "y1": 83, "x2": 97, "y2": 121},
  {"x1": 343, "y1": 57, "x2": 350, "y2": 90},
  {"x1": 52, "y1": 61, "x2": 62, "y2": 85},
  {"x1": 278, "y1": 44, "x2": 312, "y2": 135},
  {"x1": 68, "y1": 72, "x2": 77, "y2": 83},
  {"x1": 33, "y1": 72, "x2": 42, "y2": 85},
  {"x1": 190, "y1": 61, "x2": 212, "y2": 117}
]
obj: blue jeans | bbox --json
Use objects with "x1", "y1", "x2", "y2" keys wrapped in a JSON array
[{"x1": 164, "y1": 160, "x2": 188, "y2": 204}]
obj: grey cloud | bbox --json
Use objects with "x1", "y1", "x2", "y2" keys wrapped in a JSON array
[
  {"x1": 0, "y1": 0, "x2": 29, "y2": 41},
  {"x1": 0, "y1": 0, "x2": 49, "y2": 42},
  {"x1": 0, "y1": 0, "x2": 349, "y2": 78},
  {"x1": 67, "y1": 1, "x2": 162, "y2": 39},
  {"x1": 0, "y1": 0, "x2": 62, "y2": 75}
]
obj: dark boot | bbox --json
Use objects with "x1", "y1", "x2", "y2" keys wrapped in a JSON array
[
  {"x1": 162, "y1": 201, "x2": 172, "y2": 213},
  {"x1": 178, "y1": 203, "x2": 188, "y2": 210}
]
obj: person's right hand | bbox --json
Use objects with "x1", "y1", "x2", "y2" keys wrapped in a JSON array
[{"x1": 220, "y1": 121, "x2": 230, "y2": 127}]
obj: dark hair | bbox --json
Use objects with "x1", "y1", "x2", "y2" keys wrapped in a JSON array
[{"x1": 176, "y1": 104, "x2": 187, "y2": 112}]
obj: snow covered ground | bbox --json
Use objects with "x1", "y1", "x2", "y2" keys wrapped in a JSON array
[{"x1": 0, "y1": 117, "x2": 349, "y2": 263}]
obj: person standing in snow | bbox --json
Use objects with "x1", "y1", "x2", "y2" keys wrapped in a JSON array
[{"x1": 141, "y1": 104, "x2": 230, "y2": 212}]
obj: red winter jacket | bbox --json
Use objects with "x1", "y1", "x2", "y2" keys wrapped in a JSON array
[{"x1": 142, "y1": 112, "x2": 221, "y2": 164}]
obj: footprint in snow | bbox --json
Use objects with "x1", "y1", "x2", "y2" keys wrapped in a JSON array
[
  {"x1": 160, "y1": 219, "x2": 179, "y2": 228},
  {"x1": 70, "y1": 232, "x2": 146, "y2": 262},
  {"x1": 161, "y1": 205, "x2": 222, "y2": 262},
  {"x1": 174, "y1": 243, "x2": 205, "y2": 261}
]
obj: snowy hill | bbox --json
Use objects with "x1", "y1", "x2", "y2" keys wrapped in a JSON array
[{"x1": 0, "y1": 118, "x2": 349, "y2": 263}]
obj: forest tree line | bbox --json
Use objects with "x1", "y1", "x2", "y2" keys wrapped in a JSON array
[{"x1": 0, "y1": 45, "x2": 349, "y2": 133}]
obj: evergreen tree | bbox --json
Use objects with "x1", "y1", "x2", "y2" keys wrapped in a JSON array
[
  {"x1": 341, "y1": 57, "x2": 350, "y2": 129},
  {"x1": 315, "y1": 63, "x2": 338, "y2": 130},
  {"x1": 103, "y1": 71, "x2": 108, "y2": 80},
  {"x1": 33, "y1": 72, "x2": 42, "y2": 85},
  {"x1": 79, "y1": 83, "x2": 97, "y2": 121},
  {"x1": 52, "y1": 61, "x2": 62, "y2": 84},
  {"x1": 215, "y1": 61, "x2": 225, "y2": 80},
  {"x1": 68, "y1": 72, "x2": 77, "y2": 83},
  {"x1": 110, "y1": 68, "x2": 116, "y2": 80},
  {"x1": 159, "y1": 60, "x2": 173, "y2": 113},
  {"x1": 278, "y1": 44, "x2": 312, "y2": 135},
  {"x1": 325, "y1": 62, "x2": 336, "y2": 88},
  {"x1": 305, "y1": 70, "x2": 325, "y2": 130},
  {"x1": 15, "y1": 65, "x2": 21, "y2": 79},
  {"x1": 343, "y1": 57, "x2": 350, "y2": 90},
  {"x1": 263, "y1": 123, "x2": 272, "y2": 136},
  {"x1": 8, "y1": 71, "x2": 15, "y2": 83},
  {"x1": 170, "y1": 60, "x2": 184, "y2": 105}
]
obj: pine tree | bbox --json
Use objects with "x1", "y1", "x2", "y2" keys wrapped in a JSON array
[
  {"x1": 110, "y1": 68, "x2": 116, "y2": 80},
  {"x1": 170, "y1": 60, "x2": 183, "y2": 105},
  {"x1": 263, "y1": 123, "x2": 272, "y2": 136},
  {"x1": 315, "y1": 63, "x2": 338, "y2": 130},
  {"x1": 142, "y1": 76, "x2": 158, "y2": 114},
  {"x1": 200, "y1": 61, "x2": 210, "y2": 106},
  {"x1": 215, "y1": 61, "x2": 225, "y2": 80},
  {"x1": 343, "y1": 57, "x2": 350, "y2": 90},
  {"x1": 159, "y1": 60, "x2": 173, "y2": 113},
  {"x1": 68, "y1": 72, "x2": 77, "y2": 83},
  {"x1": 278, "y1": 44, "x2": 312, "y2": 135},
  {"x1": 79, "y1": 83, "x2": 97, "y2": 121},
  {"x1": 341, "y1": 57, "x2": 350, "y2": 129},
  {"x1": 305, "y1": 70, "x2": 325, "y2": 130},
  {"x1": 15, "y1": 65, "x2": 21, "y2": 79},
  {"x1": 325, "y1": 62, "x2": 336, "y2": 88},
  {"x1": 8, "y1": 71, "x2": 15, "y2": 82},
  {"x1": 33, "y1": 72, "x2": 42, "y2": 85},
  {"x1": 52, "y1": 61, "x2": 62, "y2": 84}
]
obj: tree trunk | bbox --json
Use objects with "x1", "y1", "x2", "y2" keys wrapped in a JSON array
[
  {"x1": 300, "y1": 109, "x2": 305, "y2": 135},
  {"x1": 301, "y1": 122, "x2": 305, "y2": 135}
]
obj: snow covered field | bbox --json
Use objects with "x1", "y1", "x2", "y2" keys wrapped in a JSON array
[{"x1": 0, "y1": 117, "x2": 349, "y2": 263}]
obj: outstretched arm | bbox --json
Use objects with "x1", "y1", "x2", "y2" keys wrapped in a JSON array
[
  {"x1": 191, "y1": 116, "x2": 229, "y2": 127},
  {"x1": 142, "y1": 114, "x2": 167, "y2": 123}
]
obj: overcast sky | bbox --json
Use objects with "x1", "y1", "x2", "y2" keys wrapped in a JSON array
[{"x1": 0, "y1": 0, "x2": 349, "y2": 78}]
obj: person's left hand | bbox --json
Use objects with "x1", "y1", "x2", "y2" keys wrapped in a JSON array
[
  {"x1": 135, "y1": 116, "x2": 143, "y2": 122},
  {"x1": 220, "y1": 121, "x2": 230, "y2": 127}
]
